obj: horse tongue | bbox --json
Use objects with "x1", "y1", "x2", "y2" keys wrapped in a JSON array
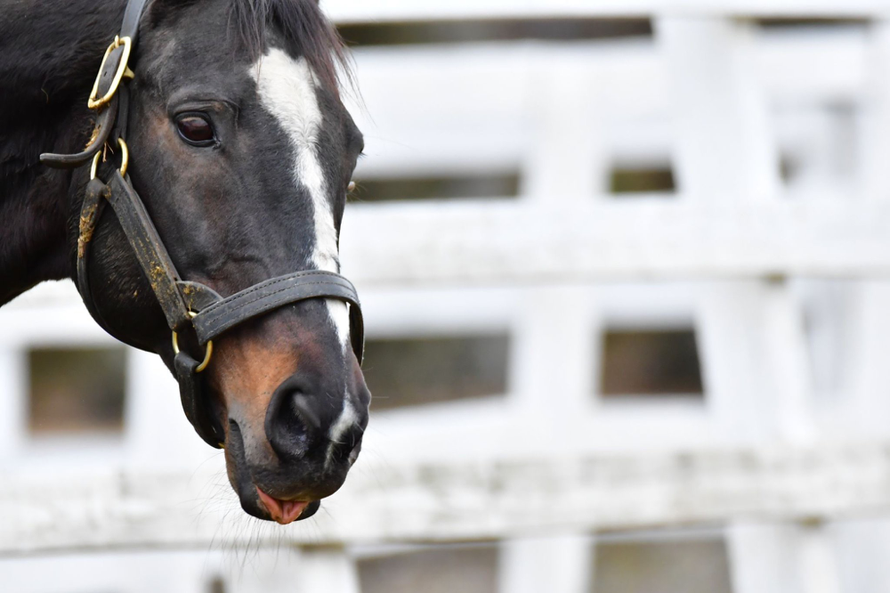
[{"x1": 256, "y1": 487, "x2": 309, "y2": 525}]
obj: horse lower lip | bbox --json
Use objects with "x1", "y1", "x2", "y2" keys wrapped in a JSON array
[{"x1": 256, "y1": 486, "x2": 309, "y2": 524}]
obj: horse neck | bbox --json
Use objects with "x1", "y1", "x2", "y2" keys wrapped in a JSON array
[{"x1": 0, "y1": 0, "x2": 125, "y2": 305}]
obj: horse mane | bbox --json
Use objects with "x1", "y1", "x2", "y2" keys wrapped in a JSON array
[{"x1": 0, "y1": 0, "x2": 121, "y2": 286}]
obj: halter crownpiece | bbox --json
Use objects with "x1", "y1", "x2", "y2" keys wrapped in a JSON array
[{"x1": 39, "y1": 0, "x2": 365, "y2": 449}]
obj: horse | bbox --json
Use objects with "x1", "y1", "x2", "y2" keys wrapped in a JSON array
[{"x1": 0, "y1": 0, "x2": 371, "y2": 525}]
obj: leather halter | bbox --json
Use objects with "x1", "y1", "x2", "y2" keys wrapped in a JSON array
[{"x1": 39, "y1": 0, "x2": 365, "y2": 448}]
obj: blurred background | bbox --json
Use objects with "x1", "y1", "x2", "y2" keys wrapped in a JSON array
[{"x1": 4, "y1": 0, "x2": 890, "y2": 591}]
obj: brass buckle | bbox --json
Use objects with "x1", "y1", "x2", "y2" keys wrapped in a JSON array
[
  {"x1": 172, "y1": 312, "x2": 214, "y2": 373},
  {"x1": 88, "y1": 35, "x2": 133, "y2": 110},
  {"x1": 90, "y1": 138, "x2": 130, "y2": 180}
]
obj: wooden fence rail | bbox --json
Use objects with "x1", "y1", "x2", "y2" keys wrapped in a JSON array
[{"x1": 4, "y1": 443, "x2": 890, "y2": 556}]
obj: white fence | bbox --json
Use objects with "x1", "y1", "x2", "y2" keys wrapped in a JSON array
[{"x1": 4, "y1": 2, "x2": 890, "y2": 592}]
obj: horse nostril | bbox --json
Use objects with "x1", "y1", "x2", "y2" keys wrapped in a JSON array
[
  {"x1": 290, "y1": 393, "x2": 322, "y2": 432},
  {"x1": 265, "y1": 377, "x2": 322, "y2": 460}
]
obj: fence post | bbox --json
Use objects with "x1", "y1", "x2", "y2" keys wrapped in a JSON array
[
  {"x1": 499, "y1": 534, "x2": 591, "y2": 593},
  {"x1": 225, "y1": 546, "x2": 358, "y2": 593},
  {"x1": 298, "y1": 546, "x2": 361, "y2": 593}
]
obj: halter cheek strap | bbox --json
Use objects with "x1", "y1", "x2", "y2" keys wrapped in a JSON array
[{"x1": 39, "y1": 0, "x2": 365, "y2": 449}]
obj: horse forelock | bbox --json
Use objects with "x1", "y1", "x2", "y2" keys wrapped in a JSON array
[
  {"x1": 230, "y1": 0, "x2": 351, "y2": 97},
  {"x1": 144, "y1": 0, "x2": 351, "y2": 97}
]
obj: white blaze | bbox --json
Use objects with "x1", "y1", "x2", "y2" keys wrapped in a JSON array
[
  {"x1": 250, "y1": 49, "x2": 350, "y2": 350},
  {"x1": 328, "y1": 395, "x2": 358, "y2": 444},
  {"x1": 325, "y1": 395, "x2": 360, "y2": 469}
]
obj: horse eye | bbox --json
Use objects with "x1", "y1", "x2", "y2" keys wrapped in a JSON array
[{"x1": 176, "y1": 115, "x2": 215, "y2": 146}]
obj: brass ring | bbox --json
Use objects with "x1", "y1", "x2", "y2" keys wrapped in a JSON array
[
  {"x1": 117, "y1": 137, "x2": 129, "y2": 177},
  {"x1": 89, "y1": 138, "x2": 129, "y2": 179},
  {"x1": 172, "y1": 312, "x2": 213, "y2": 373},
  {"x1": 88, "y1": 36, "x2": 133, "y2": 110},
  {"x1": 90, "y1": 151, "x2": 102, "y2": 180},
  {"x1": 172, "y1": 332, "x2": 213, "y2": 373}
]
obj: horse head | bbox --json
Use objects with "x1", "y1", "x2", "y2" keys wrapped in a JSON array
[{"x1": 58, "y1": 0, "x2": 370, "y2": 524}]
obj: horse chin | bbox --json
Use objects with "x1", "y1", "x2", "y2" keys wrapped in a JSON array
[{"x1": 223, "y1": 416, "x2": 334, "y2": 524}]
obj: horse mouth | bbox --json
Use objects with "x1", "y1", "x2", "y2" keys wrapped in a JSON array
[
  {"x1": 256, "y1": 487, "x2": 319, "y2": 524},
  {"x1": 225, "y1": 418, "x2": 331, "y2": 523}
]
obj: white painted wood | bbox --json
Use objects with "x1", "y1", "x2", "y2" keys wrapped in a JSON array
[
  {"x1": 347, "y1": 33, "x2": 868, "y2": 178},
  {"x1": 0, "y1": 550, "x2": 223, "y2": 593},
  {"x1": 499, "y1": 535, "x2": 591, "y2": 593},
  {"x1": 340, "y1": 199, "x2": 890, "y2": 285},
  {"x1": 323, "y1": 0, "x2": 890, "y2": 23},
  {"x1": 2, "y1": 280, "x2": 81, "y2": 310},
  {"x1": 845, "y1": 281, "x2": 890, "y2": 438},
  {"x1": 860, "y1": 22, "x2": 890, "y2": 202},
  {"x1": 795, "y1": 280, "x2": 853, "y2": 405},
  {"x1": 124, "y1": 349, "x2": 219, "y2": 470},
  {"x1": 0, "y1": 349, "x2": 26, "y2": 461},
  {"x1": 2, "y1": 443, "x2": 890, "y2": 554},
  {"x1": 511, "y1": 286, "x2": 593, "y2": 416},
  {"x1": 658, "y1": 18, "x2": 781, "y2": 201},
  {"x1": 730, "y1": 521, "x2": 843, "y2": 593},
  {"x1": 298, "y1": 547, "x2": 361, "y2": 593},
  {"x1": 728, "y1": 522, "x2": 806, "y2": 593},
  {"x1": 5, "y1": 6, "x2": 890, "y2": 593},
  {"x1": 521, "y1": 61, "x2": 607, "y2": 201},
  {"x1": 0, "y1": 287, "x2": 114, "y2": 349},
  {"x1": 761, "y1": 280, "x2": 817, "y2": 444},
  {"x1": 357, "y1": 284, "x2": 721, "y2": 463},
  {"x1": 358, "y1": 286, "x2": 519, "y2": 337},
  {"x1": 833, "y1": 518, "x2": 890, "y2": 593},
  {"x1": 797, "y1": 523, "x2": 843, "y2": 593},
  {"x1": 226, "y1": 548, "x2": 300, "y2": 593},
  {"x1": 208, "y1": 546, "x2": 359, "y2": 593},
  {"x1": 698, "y1": 282, "x2": 778, "y2": 441}
]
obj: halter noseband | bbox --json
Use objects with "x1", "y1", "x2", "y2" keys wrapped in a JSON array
[{"x1": 39, "y1": 0, "x2": 365, "y2": 449}]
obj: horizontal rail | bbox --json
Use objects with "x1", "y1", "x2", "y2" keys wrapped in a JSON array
[
  {"x1": 346, "y1": 31, "x2": 867, "y2": 176},
  {"x1": 3, "y1": 442, "x2": 890, "y2": 555},
  {"x1": 339, "y1": 198, "x2": 890, "y2": 285},
  {"x1": 7, "y1": 199, "x2": 889, "y2": 298},
  {"x1": 324, "y1": 0, "x2": 890, "y2": 23}
]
